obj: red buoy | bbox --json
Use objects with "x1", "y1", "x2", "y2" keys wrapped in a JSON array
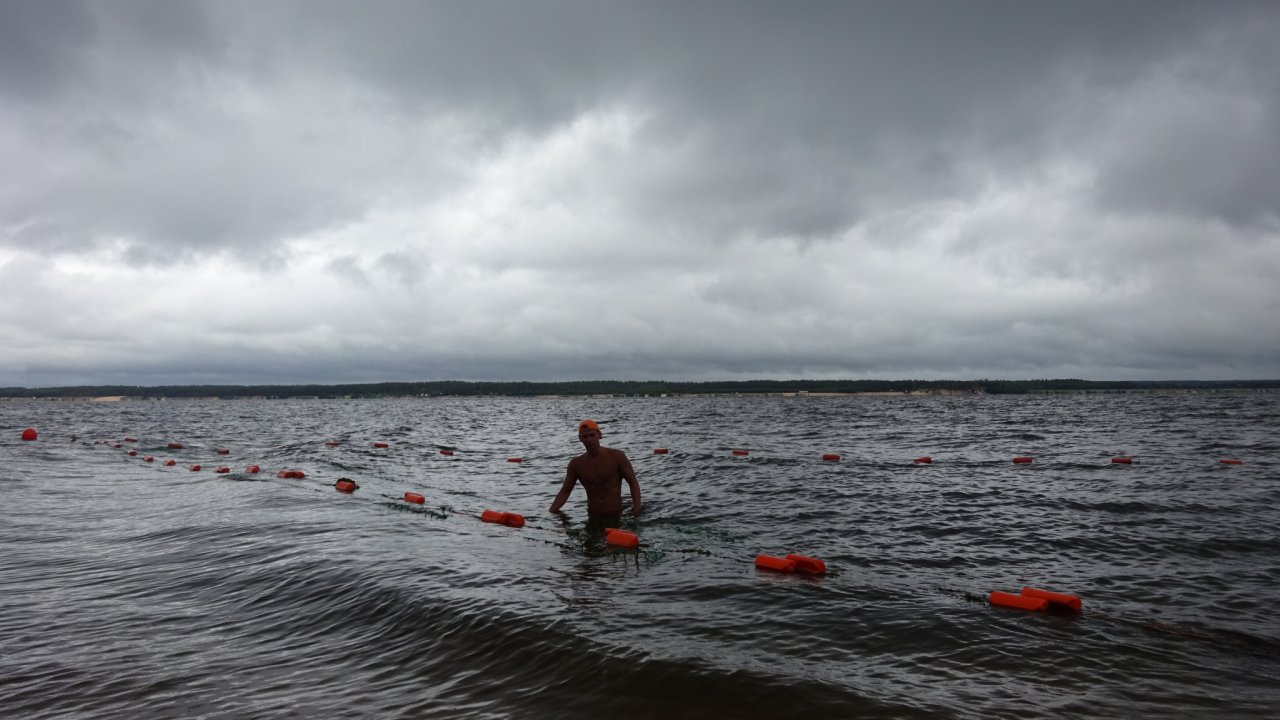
[
  {"x1": 653, "y1": 448, "x2": 669, "y2": 454},
  {"x1": 334, "y1": 479, "x2": 358, "y2": 493},
  {"x1": 215, "y1": 467, "x2": 231, "y2": 474},
  {"x1": 440, "y1": 449, "x2": 455, "y2": 456},
  {"x1": 20, "y1": 428, "x2": 37, "y2": 441},
  {"x1": 127, "y1": 450, "x2": 137, "y2": 456},
  {"x1": 144, "y1": 456, "x2": 154, "y2": 463},
  {"x1": 189, "y1": 465, "x2": 202, "y2": 472},
  {"x1": 732, "y1": 449, "x2": 749, "y2": 456},
  {"x1": 276, "y1": 469, "x2": 305, "y2": 479},
  {"x1": 507, "y1": 457, "x2": 522, "y2": 463},
  {"x1": 324, "y1": 441, "x2": 339, "y2": 447},
  {"x1": 481, "y1": 509, "x2": 506, "y2": 523},
  {"x1": 1012, "y1": 456, "x2": 1034, "y2": 464},
  {"x1": 990, "y1": 591, "x2": 1047, "y2": 611},
  {"x1": 1111, "y1": 457, "x2": 1133, "y2": 464},
  {"x1": 754, "y1": 555, "x2": 795, "y2": 573},
  {"x1": 163, "y1": 459, "x2": 177, "y2": 466},
  {"x1": 372, "y1": 442, "x2": 389, "y2": 449},
  {"x1": 1220, "y1": 458, "x2": 1243, "y2": 465},
  {"x1": 1021, "y1": 586, "x2": 1082, "y2": 612},
  {"x1": 605, "y1": 528, "x2": 639, "y2": 548},
  {"x1": 245, "y1": 465, "x2": 261, "y2": 474},
  {"x1": 913, "y1": 456, "x2": 932, "y2": 464},
  {"x1": 786, "y1": 554, "x2": 827, "y2": 575},
  {"x1": 822, "y1": 453, "x2": 841, "y2": 462},
  {"x1": 216, "y1": 448, "x2": 229, "y2": 455},
  {"x1": 404, "y1": 491, "x2": 426, "y2": 504},
  {"x1": 501, "y1": 512, "x2": 525, "y2": 528},
  {"x1": 123, "y1": 437, "x2": 138, "y2": 443},
  {"x1": 167, "y1": 442, "x2": 184, "y2": 449},
  {"x1": 112, "y1": 443, "x2": 122, "y2": 448}
]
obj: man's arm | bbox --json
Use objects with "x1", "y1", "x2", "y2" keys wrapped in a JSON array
[
  {"x1": 619, "y1": 452, "x2": 642, "y2": 515},
  {"x1": 549, "y1": 463, "x2": 577, "y2": 513}
]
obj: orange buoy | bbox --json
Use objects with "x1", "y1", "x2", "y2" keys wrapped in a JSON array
[
  {"x1": 324, "y1": 441, "x2": 339, "y2": 447},
  {"x1": 216, "y1": 448, "x2": 229, "y2": 455},
  {"x1": 1220, "y1": 458, "x2": 1243, "y2": 465},
  {"x1": 501, "y1": 512, "x2": 525, "y2": 528},
  {"x1": 143, "y1": 456, "x2": 154, "y2": 463},
  {"x1": 990, "y1": 591, "x2": 1048, "y2": 611},
  {"x1": 913, "y1": 456, "x2": 932, "y2": 464},
  {"x1": 822, "y1": 453, "x2": 841, "y2": 462},
  {"x1": 245, "y1": 465, "x2": 260, "y2": 474},
  {"x1": 123, "y1": 437, "x2": 138, "y2": 443},
  {"x1": 167, "y1": 442, "x2": 183, "y2": 449},
  {"x1": 127, "y1": 450, "x2": 137, "y2": 456},
  {"x1": 372, "y1": 442, "x2": 389, "y2": 448},
  {"x1": 112, "y1": 443, "x2": 122, "y2": 448},
  {"x1": 404, "y1": 491, "x2": 426, "y2": 504},
  {"x1": 1021, "y1": 586, "x2": 1082, "y2": 612},
  {"x1": 754, "y1": 554, "x2": 796, "y2": 573},
  {"x1": 334, "y1": 479, "x2": 358, "y2": 493},
  {"x1": 1111, "y1": 457, "x2": 1133, "y2": 464},
  {"x1": 277, "y1": 469, "x2": 305, "y2": 479},
  {"x1": 507, "y1": 457, "x2": 522, "y2": 463},
  {"x1": 481, "y1": 509, "x2": 506, "y2": 523},
  {"x1": 163, "y1": 459, "x2": 177, "y2": 466},
  {"x1": 786, "y1": 554, "x2": 827, "y2": 575},
  {"x1": 653, "y1": 448, "x2": 669, "y2": 454},
  {"x1": 189, "y1": 465, "x2": 202, "y2": 472},
  {"x1": 732, "y1": 449, "x2": 749, "y2": 456},
  {"x1": 605, "y1": 529, "x2": 639, "y2": 548},
  {"x1": 215, "y1": 467, "x2": 230, "y2": 474},
  {"x1": 440, "y1": 449, "x2": 455, "y2": 456},
  {"x1": 21, "y1": 428, "x2": 38, "y2": 441},
  {"x1": 1013, "y1": 456, "x2": 1034, "y2": 464}
]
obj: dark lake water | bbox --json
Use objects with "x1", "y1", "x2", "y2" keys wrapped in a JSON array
[{"x1": 2, "y1": 392, "x2": 1278, "y2": 718}]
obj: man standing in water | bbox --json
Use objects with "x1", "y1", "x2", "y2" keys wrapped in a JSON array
[{"x1": 549, "y1": 419, "x2": 642, "y2": 518}]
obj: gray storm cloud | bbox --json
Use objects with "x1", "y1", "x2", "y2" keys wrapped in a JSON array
[{"x1": 1, "y1": 0, "x2": 1278, "y2": 386}]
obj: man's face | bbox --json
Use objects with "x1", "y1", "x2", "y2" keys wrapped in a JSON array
[{"x1": 578, "y1": 426, "x2": 601, "y2": 446}]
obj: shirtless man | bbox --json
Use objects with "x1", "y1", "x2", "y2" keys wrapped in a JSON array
[{"x1": 549, "y1": 419, "x2": 642, "y2": 516}]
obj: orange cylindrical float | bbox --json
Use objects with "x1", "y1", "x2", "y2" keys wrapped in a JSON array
[
  {"x1": 215, "y1": 467, "x2": 231, "y2": 474},
  {"x1": 189, "y1": 465, "x2": 202, "y2": 472},
  {"x1": 1111, "y1": 457, "x2": 1133, "y2": 464},
  {"x1": 277, "y1": 469, "x2": 305, "y2": 479},
  {"x1": 653, "y1": 448, "x2": 669, "y2": 454},
  {"x1": 754, "y1": 555, "x2": 796, "y2": 573},
  {"x1": 334, "y1": 479, "x2": 358, "y2": 493},
  {"x1": 372, "y1": 442, "x2": 389, "y2": 448},
  {"x1": 216, "y1": 448, "x2": 230, "y2": 455},
  {"x1": 404, "y1": 491, "x2": 426, "y2": 504},
  {"x1": 112, "y1": 443, "x2": 122, "y2": 448},
  {"x1": 913, "y1": 456, "x2": 932, "y2": 464},
  {"x1": 507, "y1": 457, "x2": 522, "y2": 463},
  {"x1": 324, "y1": 441, "x2": 339, "y2": 447},
  {"x1": 1021, "y1": 586, "x2": 1082, "y2": 612},
  {"x1": 167, "y1": 442, "x2": 184, "y2": 449},
  {"x1": 785, "y1": 554, "x2": 827, "y2": 575},
  {"x1": 123, "y1": 436, "x2": 138, "y2": 443},
  {"x1": 989, "y1": 591, "x2": 1047, "y2": 611},
  {"x1": 1220, "y1": 458, "x2": 1243, "y2": 465},
  {"x1": 144, "y1": 456, "x2": 154, "y2": 463},
  {"x1": 501, "y1": 512, "x2": 525, "y2": 528},
  {"x1": 163, "y1": 459, "x2": 177, "y2": 466},
  {"x1": 1012, "y1": 456, "x2": 1034, "y2": 464},
  {"x1": 605, "y1": 529, "x2": 639, "y2": 548},
  {"x1": 440, "y1": 449, "x2": 455, "y2": 456},
  {"x1": 732, "y1": 449, "x2": 749, "y2": 456},
  {"x1": 21, "y1": 428, "x2": 38, "y2": 441},
  {"x1": 245, "y1": 465, "x2": 260, "y2": 474},
  {"x1": 481, "y1": 509, "x2": 506, "y2": 523},
  {"x1": 127, "y1": 450, "x2": 137, "y2": 456},
  {"x1": 822, "y1": 453, "x2": 840, "y2": 462}
]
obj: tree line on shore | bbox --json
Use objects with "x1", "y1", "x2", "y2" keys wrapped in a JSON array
[{"x1": 3, "y1": 378, "x2": 1278, "y2": 399}]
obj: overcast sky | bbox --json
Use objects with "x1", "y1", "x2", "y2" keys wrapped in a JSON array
[{"x1": 2, "y1": 1, "x2": 1278, "y2": 387}]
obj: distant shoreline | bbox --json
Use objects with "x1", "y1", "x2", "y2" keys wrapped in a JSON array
[{"x1": 3, "y1": 379, "x2": 1278, "y2": 400}]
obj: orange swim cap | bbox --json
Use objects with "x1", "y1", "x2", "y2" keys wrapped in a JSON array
[{"x1": 578, "y1": 419, "x2": 599, "y2": 432}]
